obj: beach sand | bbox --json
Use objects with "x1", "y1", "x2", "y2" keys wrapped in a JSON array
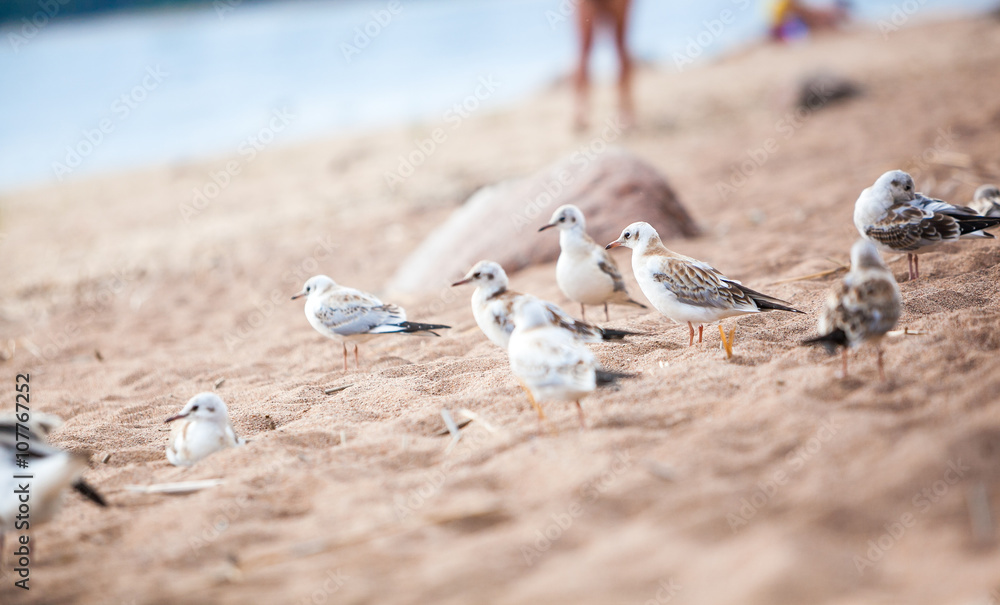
[{"x1": 2, "y1": 16, "x2": 1000, "y2": 604}]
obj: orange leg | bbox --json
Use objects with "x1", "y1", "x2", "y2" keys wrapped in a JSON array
[
  {"x1": 353, "y1": 344, "x2": 360, "y2": 369},
  {"x1": 876, "y1": 346, "x2": 886, "y2": 381},
  {"x1": 840, "y1": 348, "x2": 849, "y2": 379},
  {"x1": 698, "y1": 325, "x2": 703, "y2": 343},
  {"x1": 575, "y1": 401, "x2": 587, "y2": 428},
  {"x1": 342, "y1": 343, "x2": 348, "y2": 372},
  {"x1": 687, "y1": 322, "x2": 695, "y2": 347}
]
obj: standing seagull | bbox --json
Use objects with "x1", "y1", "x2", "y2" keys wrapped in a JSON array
[
  {"x1": 293, "y1": 275, "x2": 450, "y2": 371},
  {"x1": 970, "y1": 184, "x2": 1000, "y2": 218},
  {"x1": 508, "y1": 298, "x2": 629, "y2": 428},
  {"x1": 539, "y1": 204, "x2": 647, "y2": 321},
  {"x1": 803, "y1": 240, "x2": 901, "y2": 380},
  {"x1": 853, "y1": 170, "x2": 1000, "y2": 280},
  {"x1": 606, "y1": 222, "x2": 802, "y2": 353},
  {"x1": 165, "y1": 393, "x2": 245, "y2": 467},
  {"x1": 451, "y1": 260, "x2": 636, "y2": 351}
]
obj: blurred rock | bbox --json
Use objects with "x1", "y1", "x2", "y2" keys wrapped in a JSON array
[{"x1": 388, "y1": 148, "x2": 698, "y2": 295}]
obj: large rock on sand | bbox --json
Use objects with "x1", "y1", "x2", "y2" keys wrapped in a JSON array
[{"x1": 388, "y1": 148, "x2": 698, "y2": 294}]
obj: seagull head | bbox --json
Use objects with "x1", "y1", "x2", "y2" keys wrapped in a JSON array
[
  {"x1": 165, "y1": 393, "x2": 230, "y2": 425},
  {"x1": 606, "y1": 221, "x2": 657, "y2": 252},
  {"x1": 539, "y1": 204, "x2": 585, "y2": 233},
  {"x1": 451, "y1": 260, "x2": 508, "y2": 292},
  {"x1": 974, "y1": 184, "x2": 1000, "y2": 204},
  {"x1": 511, "y1": 297, "x2": 551, "y2": 330},
  {"x1": 873, "y1": 170, "x2": 916, "y2": 204},
  {"x1": 292, "y1": 275, "x2": 336, "y2": 300},
  {"x1": 850, "y1": 239, "x2": 889, "y2": 272}
]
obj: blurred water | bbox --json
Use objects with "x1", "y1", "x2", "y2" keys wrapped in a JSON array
[{"x1": 0, "y1": 0, "x2": 993, "y2": 193}]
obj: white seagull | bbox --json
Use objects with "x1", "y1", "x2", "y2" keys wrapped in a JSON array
[
  {"x1": 0, "y1": 418, "x2": 106, "y2": 536},
  {"x1": 853, "y1": 170, "x2": 1000, "y2": 280},
  {"x1": 293, "y1": 275, "x2": 450, "y2": 371},
  {"x1": 970, "y1": 184, "x2": 1000, "y2": 218},
  {"x1": 165, "y1": 393, "x2": 245, "y2": 467},
  {"x1": 507, "y1": 298, "x2": 629, "y2": 427},
  {"x1": 451, "y1": 260, "x2": 636, "y2": 351},
  {"x1": 539, "y1": 204, "x2": 647, "y2": 321},
  {"x1": 606, "y1": 222, "x2": 803, "y2": 354},
  {"x1": 803, "y1": 240, "x2": 902, "y2": 380}
]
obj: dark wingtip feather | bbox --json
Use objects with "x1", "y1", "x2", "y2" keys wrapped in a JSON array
[
  {"x1": 73, "y1": 480, "x2": 107, "y2": 507},
  {"x1": 957, "y1": 216, "x2": 1000, "y2": 235},
  {"x1": 802, "y1": 329, "x2": 848, "y2": 354},
  {"x1": 397, "y1": 321, "x2": 451, "y2": 335},
  {"x1": 599, "y1": 328, "x2": 644, "y2": 341},
  {"x1": 595, "y1": 369, "x2": 635, "y2": 386}
]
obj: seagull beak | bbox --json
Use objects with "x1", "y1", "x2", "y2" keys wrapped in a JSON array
[
  {"x1": 291, "y1": 290, "x2": 306, "y2": 300},
  {"x1": 605, "y1": 240, "x2": 622, "y2": 250},
  {"x1": 451, "y1": 277, "x2": 472, "y2": 287},
  {"x1": 538, "y1": 223, "x2": 556, "y2": 232},
  {"x1": 164, "y1": 412, "x2": 188, "y2": 423}
]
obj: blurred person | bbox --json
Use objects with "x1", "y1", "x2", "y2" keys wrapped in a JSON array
[
  {"x1": 574, "y1": 0, "x2": 635, "y2": 131},
  {"x1": 769, "y1": 0, "x2": 850, "y2": 42}
]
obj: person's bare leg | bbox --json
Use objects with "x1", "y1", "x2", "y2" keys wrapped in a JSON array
[
  {"x1": 574, "y1": 1, "x2": 597, "y2": 130},
  {"x1": 608, "y1": 0, "x2": 635, "y2": 128}
]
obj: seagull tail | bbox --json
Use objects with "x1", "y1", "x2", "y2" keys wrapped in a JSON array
[
  {"x1": 801, "y1": 329, "x2": 848, "y2": 354},
  {"x1": 392, "y1": 321, "x2": 452, "y2": 337},
  {"x1": 596, "y1": 369, "x2": 635, "y2": 386},
  {"x1": 73, "y1": 479, "x2": 108, "y2": 507},
  {"x1": 957, "y1": 216, "x2": 1000, "y2": 236},
  {"x1": 598, "y1": 328, "x2": 643, "y2": 341},
  {"x1": 739, "y1": 285, "x2": 805, "y2": 314}
]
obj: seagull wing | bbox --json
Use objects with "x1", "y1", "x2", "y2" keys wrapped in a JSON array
[
  {"x1": 511, "y1": 328, "x2": 596, "y2": 392},
  {"x1": 648, "y1": 256, "x2": 758, "y2": 311},
  {"x1": 313, "y1": 287, "x2": 407, "y2": 336}
]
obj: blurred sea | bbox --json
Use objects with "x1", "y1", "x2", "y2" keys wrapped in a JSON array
[{"x1": 0, "y1": 0, "x2": 994, "y2": 193}]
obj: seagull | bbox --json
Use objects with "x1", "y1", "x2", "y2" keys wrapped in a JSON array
[
  {"x1": 292, "y1": 275, "x2": 450, "y2": 371},
  {"x1": 0, "y1": 416, "x2": 106, "y2": 548},
  {"x1": 539, "y1": 204, "x2": 647, "y2": 321},
  {"x1": 507, "y1": 298, "x2": 630, "y2": 427},
  {"x1": 165, "y1": 393, "x2": 245, "y2": 467},
  {"x1": 606, "y1": 222, "x2": 803, "y2": 353},
  {"x1": 853, "y1": 170, "x2": 1000, "y2": 280},
  {"x1": 970, "y1": 184, "x2": 1000, "y2": 218},
  {"x1": 0, "y1": 413, "x2": 107, "y2": 512},
  {"x1": 451, "y1": 260, "x2": 637, "y2": 351},
  {"x1": 803, "y1": 240, "x2": 901, "y2": 380}
]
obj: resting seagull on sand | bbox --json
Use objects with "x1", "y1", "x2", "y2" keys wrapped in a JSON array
[
  {"x1": 853, "y1": 170, "x2": 1000, "y2": 280},
  {"x1": 451, "y1": 260, "x2": 637, "y2": 351},
  {"x1": 539, "y1": 204, "x2": 646, "y2": 321},
  {"x1": 803, "y1": 240, "x2": 901, "y2": 380},
  {"x1": 607, "y1": 221, "x2": 803, "y2": 354},
  {"x1": 293, "y1": 275, "x2": 450, "y2": 371},
  {"x1": 165, "y1": 393, "x2": 245, "y2": 467},
  {"x1": 507, "y1": 298, "x2": 630, "y2": 428},
  {"x1": 970, "y1": 184, "x2": 1000, "y2": 218}
]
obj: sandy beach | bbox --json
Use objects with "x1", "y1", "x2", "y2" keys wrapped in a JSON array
[{"x1": 2, "y1": 15, "x2": 1000, "y2": 604}]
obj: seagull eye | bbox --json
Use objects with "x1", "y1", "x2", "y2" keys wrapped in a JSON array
[
  {"x1": 191, "y1": 405, "x2": 199, "y2": 412},
  {"x1": 473, "y1": 272, "x2": 481, "y2": 279},
  {"x1": 559, "y1": 216, "x2": 566, "y2": 222},
  {"x1": 904, "y1": 184, "x2": 911, "y2": 191},
  {"x1": 624, "y1": 232, "x2": 631, "y2": 239}
]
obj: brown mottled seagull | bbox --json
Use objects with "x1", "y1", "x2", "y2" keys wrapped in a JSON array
[
  {"x1": 451, "y1": 260, "x2": 637, "y2": 351},
  {"x1": 853, "y1": 170, "x2": 1000, "y2": 280},
  {"x1": 538, "y1": 204, "x2": 647, "y2": 321},
  {"x1": 606, "y1": 221, "x2": 803, "y2": 353},
  {"x1": 293, "y1": 275, "x2": 450, "y2": 371},
  {"x1": 803, "y1": 240, "x2": 902, "y2": 380}
]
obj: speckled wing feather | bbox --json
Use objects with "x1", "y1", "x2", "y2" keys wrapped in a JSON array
[
  {"x1": 313, "y1": 288, "x2": 406, "y2": 336},
  {"x1": 650, "y1": 257, "x2": 757, "y2": 311},
  {"x1": 866, "y1": 195, "x2": 997, "y2": 251},
  {"x1": 510, "y1": 329, "x2": 595, "y2": 392},
  {"x1": 821, "y1": 278, "x2": 900, "y2": 347}
]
